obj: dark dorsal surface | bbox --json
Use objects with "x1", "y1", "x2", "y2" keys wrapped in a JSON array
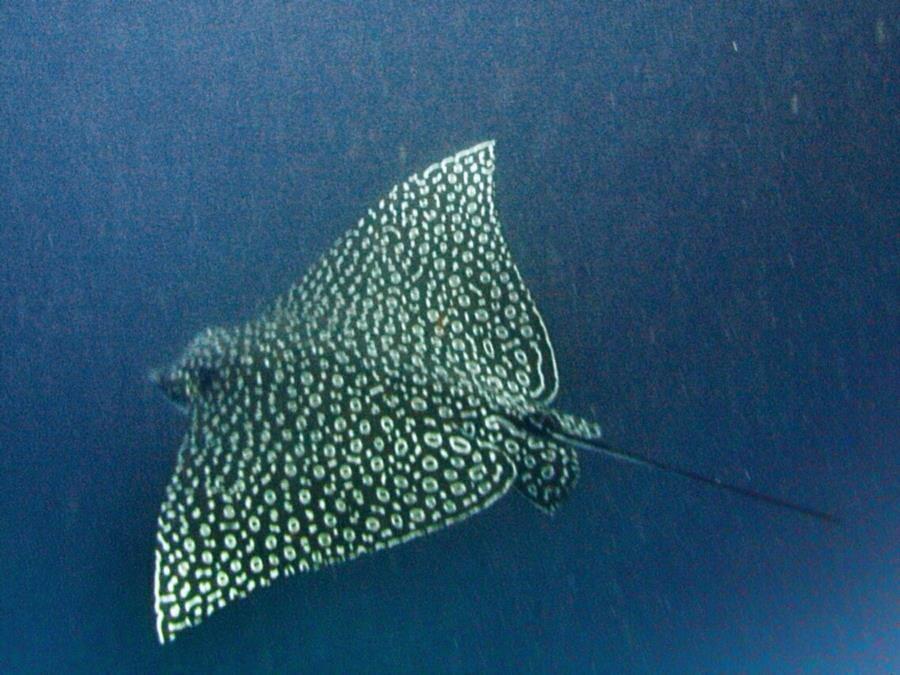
[{"x1": 153, "y1": 142, "x2": 591, "y2": 643}]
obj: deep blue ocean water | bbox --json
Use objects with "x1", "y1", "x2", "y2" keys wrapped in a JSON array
[{"x1": 1, "y1": 2, "x2": 897, "y2": 672}]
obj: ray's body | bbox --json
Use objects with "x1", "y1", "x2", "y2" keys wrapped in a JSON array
[{"x1": 152, "y1": 142, "x2": 831, "y2": 643}]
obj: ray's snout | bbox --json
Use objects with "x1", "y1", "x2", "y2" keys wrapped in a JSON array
[{"x1": 149, "y1": 364, "x2": 191, "y2": 411}]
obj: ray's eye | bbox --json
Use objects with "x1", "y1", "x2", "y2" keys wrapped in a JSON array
[{"x1": 195, "y1": 365, "x2": 218, "y2": 397}]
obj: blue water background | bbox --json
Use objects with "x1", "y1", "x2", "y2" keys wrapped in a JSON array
[{"x1": 1, "y1": 2, "x2": 897, "y2": 672}]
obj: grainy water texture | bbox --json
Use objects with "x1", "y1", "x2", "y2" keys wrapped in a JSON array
[{"x1": 1, "y1": 2, "x2": 896, "y2": 673}]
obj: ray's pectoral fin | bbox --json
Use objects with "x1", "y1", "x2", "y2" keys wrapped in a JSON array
[{"x1": 154, "y1": 351, "x2": 517, "y2": 643}]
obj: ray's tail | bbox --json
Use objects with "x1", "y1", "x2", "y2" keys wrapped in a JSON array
[{"x1": 517, "y1": 411, "x2": 838, "y2": 524}]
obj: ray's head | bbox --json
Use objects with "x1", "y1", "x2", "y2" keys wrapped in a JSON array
[{"x1": 151, "y1": 326, "x2": 235, "y2": 411}]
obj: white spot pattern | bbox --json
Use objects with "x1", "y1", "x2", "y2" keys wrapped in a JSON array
[{"x1": 153, "y1": 142, "x2": 594, "y2": 643}]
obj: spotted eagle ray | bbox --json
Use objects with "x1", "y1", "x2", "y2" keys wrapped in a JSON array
[{"x1": 152, "y1": 141, "x2": 834, "y2": 643}]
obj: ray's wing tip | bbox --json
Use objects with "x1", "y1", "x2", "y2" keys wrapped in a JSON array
[
  {"x1": 154, "y1": 608, "x2": 180, "y2": 645},
  {"x1": 153, "y1": 548, "x2": 181, "y2": 645},
  {"x1": 155, "y1": 626, "x2": 171, "y2": 646},
  {"x1": 461, "y1": 139, "x2": 496, "y2": 161},
  {"x1": 419, "y1": 140, "x2": 497, "y2": 185},
  {"x1": 468, "y1": 139, "x2": 496, "y2": 152},
  {"x1": 445, "y1": 139, "x2": 496, "y2": 165},
  {"x1": 153, "y1": 549, "x2": 168, "y2": 645}
]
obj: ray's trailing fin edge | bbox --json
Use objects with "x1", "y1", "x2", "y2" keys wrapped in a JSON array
[{"x1": 151, "y1": 141, "x2": 834, "y2": 644}]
